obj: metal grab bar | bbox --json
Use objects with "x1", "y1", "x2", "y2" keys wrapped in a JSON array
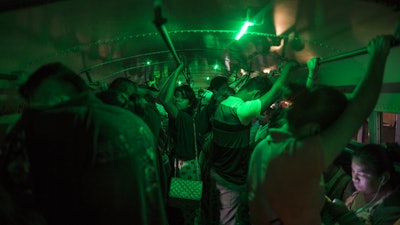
[
  {"x1": 153, "y1": 1, "x2": 181, "y2": 65},
  {"x1": 296, "y1": 18, "x2": 400, "y2": 69}
]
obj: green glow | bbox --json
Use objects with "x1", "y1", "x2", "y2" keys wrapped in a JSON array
[
  {"x1": 206, "y1": 76, "x2": 210, "y2": 80},
  {"x1": 213, "y1": 64, "x2": 219, "y2": 70},
  {"x1": 235, "y1": 21, "x2": 254, "y2": 40}
]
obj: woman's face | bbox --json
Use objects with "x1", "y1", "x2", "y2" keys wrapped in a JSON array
[
  {"x1": 351, "y1": 157, "x2": 381, "y2": 195},
  {"x1": 174, "y1": 91, "x2": 191, "y2": 111}
]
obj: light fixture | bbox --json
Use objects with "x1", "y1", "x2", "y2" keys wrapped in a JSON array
[{"x1": 235, "y1": 21, "x2": 254, "y2": 41}]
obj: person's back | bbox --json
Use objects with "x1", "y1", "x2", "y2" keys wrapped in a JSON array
[
  {"x1": 249, "y1": 126, "x2": 327, "y2": 225},
  {"x1": 23, "y1": 93, "x2": 167, "y2": 225},
  {"x1": 1, "y1": 62, "x2": 168, "y2": 225}
]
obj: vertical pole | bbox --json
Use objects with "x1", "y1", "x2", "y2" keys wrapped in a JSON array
[
  {"x1": 395, "y1": 114, "x2": 400, "y2": 143},
  {"x1": 368, "y1": 111, "x2": 382, "y2": 144}
]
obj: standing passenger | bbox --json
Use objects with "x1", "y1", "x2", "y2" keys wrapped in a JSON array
[
  {"x1": 247, "y1": 35, "x2": 393, "y2": 225},
  {"x1": 195, "y1": 75, "x2": 233, "y2": 225},
  {"x1": 0, "y1": 62, "x2": 167, "y2": 225},
  {"x1": 158, "y1": 63, "x2": 200, "y2": 225},
  {"x1": 210, "y1": 61, "x2": 297, "y2": 225}
]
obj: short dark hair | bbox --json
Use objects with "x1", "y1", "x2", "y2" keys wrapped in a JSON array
[
  {"x1": 109, "y1": 77, "x2": 136, "y2": 94},
  {"x1": 239, "y1": 76, "x2": 272, "y2": 96},
  {"x1": 286, "y1": 85, "x2": 347, "y2": 132},
  {"x1": 19, "y1": 62, "x2": 88, "y2": 99},
  {"x1": 353, "y1": 143, "x2": 400, "y2": 187},
  {"x1": 208, "y1": 76, "x2": 228, "y2": 91}
]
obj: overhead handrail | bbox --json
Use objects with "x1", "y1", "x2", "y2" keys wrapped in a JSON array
[
  {"x1": 153, "y1": 0, "x2": 181, "y2": 65},
  {"x1": 98, "y1": 60, "x2": 171, "y2": 81},
  {"x1": 295, "y1": 18, "x2": 400, "y2": 69},
  {"x1": 294, "y1": 40, "x2": 399, "y2": 70}
]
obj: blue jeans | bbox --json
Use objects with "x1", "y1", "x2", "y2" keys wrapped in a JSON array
[{"x1": 216, "y1": 181, "x2": 240, "y2": 225}]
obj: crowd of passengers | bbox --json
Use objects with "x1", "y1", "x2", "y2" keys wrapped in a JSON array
[{"x1": 0, "y1": 35, "x2": 399, "y2": 225}]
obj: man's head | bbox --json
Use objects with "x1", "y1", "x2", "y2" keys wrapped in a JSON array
[
  {"x1": 286, "y1": 85, "x2": 347, "y2": 138},
  {"x1": 19, "y1": 62, "x2": 89, "y2": 107},
  {"x1": 109, "y1": 77, "x2": 137, "y2": 97},
  {"x1": 237, "y1": 76, "x2": 272, "y2": 101},
  {"x1": 208, "y1": 76, "x2": 228, "y2": 92},
  {"x1": 207, "y1": 76, "x2": 232, "y2": 104},
  {"x1": 98, "y1": 77, "x2": 137, "y2": 108}
]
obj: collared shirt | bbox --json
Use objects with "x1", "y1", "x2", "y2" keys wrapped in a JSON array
[{"x1": 248, "y1": 128, "x2": 325, "y2": 225}]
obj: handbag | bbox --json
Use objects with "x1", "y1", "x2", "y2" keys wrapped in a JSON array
[{"x1": 168, "y1": 119, "x2": 203, "y2": 209}]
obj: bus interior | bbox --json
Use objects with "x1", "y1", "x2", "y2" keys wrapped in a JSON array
[{"x1": 0, "y1": 0, "x2": 399, "y2": 169}]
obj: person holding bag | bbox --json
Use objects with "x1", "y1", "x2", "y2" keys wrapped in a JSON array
[{"x1": 158, "y1": 62, "x2": 201, "y2": 225}]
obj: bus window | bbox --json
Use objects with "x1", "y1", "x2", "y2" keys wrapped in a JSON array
[
  {"x1": 354, "y1": 112, "x2": 399, "y2": 144},
  {"x1": 354, "y1": 119, "x2": 369, "y2": 144},
  {"x1": 382, "y1": 112, "x2": 398, "y2": 143}
]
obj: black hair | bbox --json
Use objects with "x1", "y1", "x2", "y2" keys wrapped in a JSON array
[
  {"x1": 239, "y1": 76, "x2": 272, "y2": 96},
  {"x1": 109, "y1": 77, "x2": 136, "y2": 94},
  {"x1": 208, "y1": 76, "x2": 228, "y2": 91},
  {"x1": 19, "y1": 62, "x2": 89, "y2": 99},
  {"x1": 175, "y1": 84, "x2": 198, "y2": 115},
  {"x1": 286, "y1": 84, "x2": 347, "y2": 132},
  {"x1": 353, "y1": 143, "x2": 400, "y2": 187}
]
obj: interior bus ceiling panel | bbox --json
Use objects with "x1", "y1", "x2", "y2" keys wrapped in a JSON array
[{"x1": 0, "y1": 0, "x2": 400, "y2": 112}]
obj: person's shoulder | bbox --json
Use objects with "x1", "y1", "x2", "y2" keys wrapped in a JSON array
[
  {"x1": 383, "y1": 187, "x2": 400, "y2": 206},
  {"x1": 99, "y1": 105, "x2": 150, "y2": 130},
  {"x1": 254, "y1": 137, "x2": 269, "y2": 148},
  {"x1": 297, "y1": 135, "x2": 324, "y2": 151},
  {"x1": 94, "y1": 104, "x2": 156, "y2": 157},
  {"x1": 220, "y1": 95, "x2": 240, "y2": 104},
  {"x1": 372, "y1": 188, "x2": 400, "y2": 224}
]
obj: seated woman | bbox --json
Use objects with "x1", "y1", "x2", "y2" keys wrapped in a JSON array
[
  {"x1": 323, "y1": 143, "x2": 400, "y2": 225},
  {"x1": 247, "y1": 37, "x2": 392, "y2": 224}
]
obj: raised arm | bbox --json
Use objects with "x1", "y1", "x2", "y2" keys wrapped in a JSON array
[
  {"x1": 320, "y1": 35, "x2": 393, "y2": 169},
  {"x1": 306, "y1": 57, "x2": 320, "y2": 88},
  {"x1": 259, "y1": 61, "x2": 297, "y2": 112},
  {"x1": 157, "y1": 63, "x2": 184, "y2": 119}
]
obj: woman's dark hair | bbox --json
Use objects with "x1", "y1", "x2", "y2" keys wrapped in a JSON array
[
  {"x1": 286, "y1": 84, "x2": 347, "y2": 132},
  {"x1": 353, "y1": 143, "x2": 400, "y2": 187},
  {"x1": 175, "y1": 84, "x2": 198, "y2": 115},
  {"x1": 19, "y1": 62, "x2": 89, "y2": 99}
]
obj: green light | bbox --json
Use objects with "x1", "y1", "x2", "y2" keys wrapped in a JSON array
[
  {"x1": 178, "y1": 81, "x2": 182, "y2": 85},
  {"x1": 235, "y1": 21, "x2": 254, "y2": 40},
  {"x1": 146, "y1": 60, "x2": 151, "y2": 65},
  {"x1": 213, "y1": 64, "x2": 219, "y2": 70},
  {"x1": 206, "y1": 76, "x2": 210, "y2": 80}
]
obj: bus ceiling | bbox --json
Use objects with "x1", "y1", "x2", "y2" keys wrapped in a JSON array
[{"x1": 0, "y1": 0, "x2": 399, "y2": 111}]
